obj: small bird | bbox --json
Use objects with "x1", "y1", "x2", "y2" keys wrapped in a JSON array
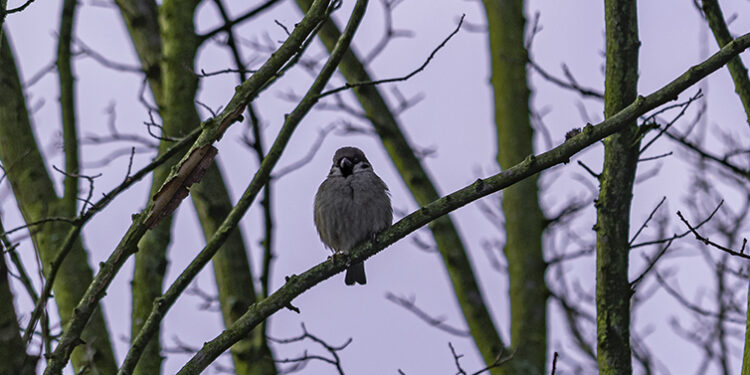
[{"x1": 314, "y1": 147, "x2": 392, "y2": 285}]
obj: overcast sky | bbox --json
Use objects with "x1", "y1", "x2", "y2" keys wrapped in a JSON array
[{"x1": 4, "y1": 0, "x2": 750, "y2": 374}]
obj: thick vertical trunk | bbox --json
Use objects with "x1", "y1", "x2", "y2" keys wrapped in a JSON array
[
  {"x1": 596, "y1": 0, "x2": 640, "y2": 373},
  {"x1": 483, "y1": 0, "x2": 548, "y2": 373},
  {"x1": 0, "y1": 32, "x2": 117, "y2": 375}
]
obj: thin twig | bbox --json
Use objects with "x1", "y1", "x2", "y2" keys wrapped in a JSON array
[
  {"x1": 631, "y1": 200, "x2": 724, "y2": 249},
  {"x1": 21, "y1": 129, "x2": 200, "y2": 345},
  {"x1": 630, "y1": 196, "x2": 666, "y2": 245},
  {"x1": 528, "y1": 60, "x2": 604, "y2": 99},
  {"x1": 629, "y1": 239, "x2": 673, "y2": 289},
  {"x1": 363, "y1": 0, "x2": 413, "y2": 64},
  {"x1": 677, "y1": 210, "x2": 750, "y2": 259},
  {"x1": 6, "y1": 0, "x2": 37, "y2": 13},
  {"x1": 550, "y1": 352, "x2": 559, "y2": 375},
  {"x1": 318, "y1": 14, "x2": 465, "y2": 98},
  {"x1": 270, "y1": 323, "x2": 351, "y2": 375},
  {"x1": 199, "y1": 0, "x2": 283, "y2": 41},
  {"x1": 385, "y1": 293, "x2": 471, "y2": 337}
]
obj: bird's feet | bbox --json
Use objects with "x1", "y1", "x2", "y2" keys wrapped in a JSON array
[
  {"x1": 370, "y1": 230, "x2": 384, "y2": 245},
  {"x1": 329, "y1": 251, "x2": 351, "y2": 267}
]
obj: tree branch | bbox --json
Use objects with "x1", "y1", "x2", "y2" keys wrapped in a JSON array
[
  {"x1": 595, "y1": 1, "x2": 640, "y2": 372},
  {"x1": 119, "y1": 1, "x2": 362, "y2": 373},
  {"x1": 199, "y1": 0, "x2": 283, "y2": 42},
  {"x1": 701, "y1": 0, "x2": 750, "y2": 128},
  {"x1": 175, "y1": 31, "x2": 750, "y2": 373},
  {"x1": 317, "y1": 14, "x2": 463, "y2": 98},
  {"x1": 39, "y1": 2, "x2": 333, "y2": 373},
  {"x1": 21, "y1": 128, "x2": 199, "y2": 348}
]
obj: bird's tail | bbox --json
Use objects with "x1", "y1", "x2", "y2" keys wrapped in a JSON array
[{"x1": 345, "y1": 262, "x2": 366, "y2": 285}]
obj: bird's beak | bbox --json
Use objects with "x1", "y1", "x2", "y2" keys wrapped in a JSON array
[{"x1": 339, "y1": 157, "x2": 353, "y2": 176}]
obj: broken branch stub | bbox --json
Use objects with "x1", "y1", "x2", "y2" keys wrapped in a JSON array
[{"x1": 145, "y1": 145, "x2": 218, "y2": 229}]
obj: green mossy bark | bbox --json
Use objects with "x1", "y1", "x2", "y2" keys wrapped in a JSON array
[
  {"x1": 701, "y1": 0, "x2": 750, "y2": 127},
  {"x1": 58, "y1": 0, "x2": 79, "y2": 214},
  {"x1": 294, "y1": 0, "x2": 506, "y2": 371},
  {"x1": 131, "y1": 218, "x2": 171, "y2": 375},
  {"x1": 699, "y1": 2, "x2": 750, "y2": 372},
  {"x1": 191, "y1": 166, "x2": 277, "y2": 375},
  {"x1": 45, "y1": 2, "x2": 332, "y2": 372},
  {"x1": 483, "y1": 0, "x2": 547, "y2": 373},
  {"x1": 111, "y1": 3, "x2": 167, "y2": 372},
  {"x1": 596, "y1": 0, "x2": 640, "y2": 374},
  {"x1": 114, "y1": 0, "x2": 163, "y2": 102},
  {"x1": 0, "y1": 32, "x2": 117, "y2": 375},
  {"x1": 129, "y1": 1, "x2": 200, "y2": 373},
  {"x1": 121, "y1": 0, "x2": 276, "y2": 373}
]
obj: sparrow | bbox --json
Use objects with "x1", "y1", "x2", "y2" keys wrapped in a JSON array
[{"x1": 314, "y1": 147, "x2": 392, "y2": 285}]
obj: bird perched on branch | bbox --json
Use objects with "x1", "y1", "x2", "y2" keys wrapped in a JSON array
[{"x1": 314, "y1": 147, "x2": 393, "y2": 285}]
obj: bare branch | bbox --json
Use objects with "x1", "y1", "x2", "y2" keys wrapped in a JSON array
[
  {"x1": 270, "y1": 323, "x2": 351, "y2": 375},
  {"x1": 677, "y1": 210, "x2": 750, "y2": 259},
  {"x1": 363, "y1": 0, "x2": 414, "y2": 64},
  {"x1": 385, "y1": 293, "x2": 471, "y2": 337},
  {"x1": 318, "y1": 14, "x2": 465, "y2": 98},
  {"x1": 629, "y1": 196, "x2": 667, "y2": 245},
  {"x1": 528, "y1": 60, "x2": 604, "y2": 99},
  {"x1": 199, "y1": 0, "x2": 284, "y2": 42},
  {"x1": 174, "y1": 32, "x2": 750, "y2": 372}
]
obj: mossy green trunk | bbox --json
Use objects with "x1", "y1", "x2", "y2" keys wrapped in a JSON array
[
  {"x1": 58, "y1": 0, "x2": 79, "y2": 214},
  {"x1": 124, "y1": 1, "x2": 276, "y2": 373},
  {"x1": 129, "y1": 2, "x2": 201, "y2": 373},
  {"x1": 191, "y1": 166, "x2": 278, "y2": 375},
  {"x1": 701, "y1": 0, "x2": 750, "y2": 127},
  {"x1": 483, "y1": 0, "x2": 547, "y2": 373},
  {"x1": 699, "y1": 2, "x2": 750, "y2": 373},
  {"x1": 0, "y1": 32, "x2": 117, "y2": 375},
  {"x1": 596, "y1": 0, "x2": 640, "y2": 374}
]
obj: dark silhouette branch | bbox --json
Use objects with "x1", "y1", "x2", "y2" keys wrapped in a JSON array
[
  {"x1": 270, "y1": 323, "x2": 351, "y2": 375},
  {"x1": 385, "y1": 292, "x2": 471, "y2": 337},
  {"x1": 317, "y1": 14, "x2": 464, "y2": 98},
  {"x1": 528, "y1": 60, "x2": 604, "y2": 99},
  {"x1": 199, "y1": 0, "x2": 284, "y2": 42},
  {"x1": 21, "y1": 128, "x2": 200, "y2": 346},
  {"x1": 677, "y1": 210, "x2": 750, "y2": 259}
]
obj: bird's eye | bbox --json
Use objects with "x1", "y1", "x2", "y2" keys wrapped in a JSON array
[{"x1": 361, "y1": 163, "x2": 370, "y2": 169}]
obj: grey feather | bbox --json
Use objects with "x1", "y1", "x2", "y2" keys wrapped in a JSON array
[{"x1": 314, "y1": 147, "x2": 392, "y2": 285}]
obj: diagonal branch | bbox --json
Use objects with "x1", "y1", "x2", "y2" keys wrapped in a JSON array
[
  {"x1": 21, "y1": 129, "x2": 199, "y2": 347},
  {"x1": 318, "y1": 15, "x2": 463, "y2": 98},
  {"x1": 295, "y1": 0, "x2": 507, "y2": 368},
  {"x1": 385, "y1": 293, "x2": 471, "y2": 337},
  {"x1": 41, "y1": 2, "x2": 333, "y2": 373},
  {"x1": 118, "y1": 1, "x2": 361, "y2": 373},
  {"x1": 199, "y1": 0, "x2": 283, "y2": 42},
  {"x1": 701, "y1": 0, "x2": 750, "y2": 128},
  {"x1": 175, "y1": 31, "x2": 750, "y2": 373},
  {"x1": 677, "y1": 210, "x2": 750, "y2": 259}
]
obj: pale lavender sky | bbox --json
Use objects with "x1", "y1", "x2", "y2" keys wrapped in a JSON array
[{"x1": 3, "y1": 0, "x2": 750, "y2": 374}]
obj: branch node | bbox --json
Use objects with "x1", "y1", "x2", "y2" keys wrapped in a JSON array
[{"x1": 285, "y1": 302, "x2": 301, "y2": 314}]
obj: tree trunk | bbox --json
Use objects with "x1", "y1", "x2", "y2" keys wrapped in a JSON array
[
  {"x1": 483, "y1": 0, "x2": 548, "y2": 373},
  {"x1": 596, "y1": 0, "x2": 640, "y2": 373}
]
